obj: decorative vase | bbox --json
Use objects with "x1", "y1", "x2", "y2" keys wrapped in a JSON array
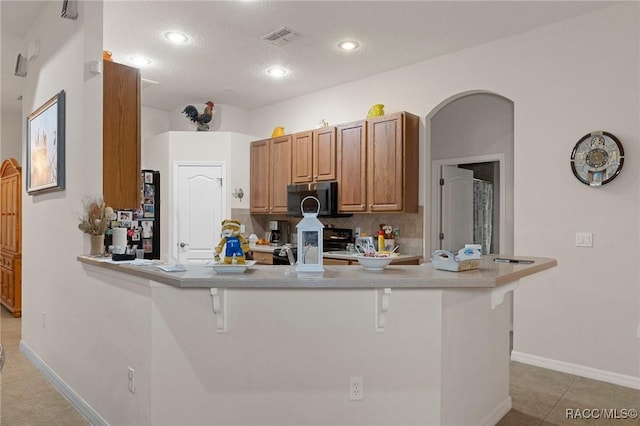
[{"x1": 89, "y1": 234, "x2": 105, "y2": 256}]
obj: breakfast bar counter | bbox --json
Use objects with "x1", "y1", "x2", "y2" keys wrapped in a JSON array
[
  {"x1": 77, "y1": 255, "x2": 555, "y2": 289},
  {"x1": 75, "y1": 254, "x2": 556, "y2": 426}
]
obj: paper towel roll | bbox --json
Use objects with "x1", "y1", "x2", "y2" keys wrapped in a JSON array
[{"x1": 112, "y1": 227, "x2": 128, "y2": 254}]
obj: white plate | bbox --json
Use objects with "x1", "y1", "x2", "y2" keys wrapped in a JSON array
[{"x1": 208, "y1": 260, "x2": 256, "y2": 274}]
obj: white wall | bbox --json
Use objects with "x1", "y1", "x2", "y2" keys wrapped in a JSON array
[
  {"x1": 0, "y1": 110, "x2": 22, "y2": 163},
  {"x1": 166, "y1": 103, "x2": 251, "y2": 133},
  {"x1": 1, "y1": 28, "x2": 26, "y2": 163},
  {"x1": 141, "y1": 105, "x2": 170, "y2": 139},
  {"x1": 140, "y1": 103, "x2": 252, "y2": 138},
  {"x1": 248, "y1": 4, "x2": 640, "y2": 383},
  {"x1": 18, "y1": 0, "x2": 127, "y2": 422},
  {"x1": 143, "y1": 131, "x2": 254, "y2": 261}
]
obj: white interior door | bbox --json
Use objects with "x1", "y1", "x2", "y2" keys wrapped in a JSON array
[
  {"x1": 440, "y1": 165, "x2": 473, "y2": 252},
  {"x1": 176, "y1": 163, "x2": 225, "y2": 263}
]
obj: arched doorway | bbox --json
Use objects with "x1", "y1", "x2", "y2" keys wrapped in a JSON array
[{"x1": 424, "y1": 91, "x2": 514, "y2": 256}]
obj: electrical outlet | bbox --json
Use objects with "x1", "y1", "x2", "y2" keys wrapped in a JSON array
[
  {"x1": 349, "y1": 377, "x2": 363, "y2": 401},
  {"x1": 128, "y1": 367, "x2": 135, "y2": 393},
  {"x1": 240, "y1": 224, "x2": 246, "y2": 233},
  {"x1": 42, "y1": 312, "x2": 46, "y2": 328}
]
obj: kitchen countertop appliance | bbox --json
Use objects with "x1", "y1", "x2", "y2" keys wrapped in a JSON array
[
  {"x1": 286, "y1": 181, "x2": 351, "y2": 218},
  {"x1": 269, "y1": 220, "x2": 290, "y2": 246},
  {"x1": 323, "y1": 227, "x2": 353, "y2": 252}
]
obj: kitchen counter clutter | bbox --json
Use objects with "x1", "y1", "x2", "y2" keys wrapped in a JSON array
[
  {"x1": 77, "y1": 254, "x2": 555, "y2": 289},
  {"x1": 323, "y1": 250, "x2": 422, "y2": 265}
]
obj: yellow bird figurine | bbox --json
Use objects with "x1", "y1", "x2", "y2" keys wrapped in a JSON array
[
  {"x1": 272, "y1": 126, "x2": 285, "y2": 137},
  {"x1": 367, "y1": 104, "x2": 385, "y2": 118}
]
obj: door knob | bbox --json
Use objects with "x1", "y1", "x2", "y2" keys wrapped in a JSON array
[{"x1": 179, "y1": 242, "x2": 189, "y2": 248}]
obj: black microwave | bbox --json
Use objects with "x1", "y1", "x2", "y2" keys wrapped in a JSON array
[{"x1": 287, "y1": 181, "x2": 349, "y2": 217}]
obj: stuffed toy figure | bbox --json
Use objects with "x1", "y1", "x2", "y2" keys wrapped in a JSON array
[{"x1": 214, "y1": 219, "x2": 250, "y2": 264}]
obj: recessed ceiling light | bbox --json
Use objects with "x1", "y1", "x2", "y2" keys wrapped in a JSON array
[
  {"x1": 129, "y1": 55, "x2": 151, "y2": 67},
  {"x1": 265, "y1": 66, "x2": 289, "y2": 78},
  {"x1": 165, "y1": 31, "x2": 189, "y2": 44},
  {"x1": 338, "y1": 40, "x2": 360, "y2": 51}
]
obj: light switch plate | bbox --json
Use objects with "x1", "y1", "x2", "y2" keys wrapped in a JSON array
[{"x1": 575, "y1": 232, "x2": 593, "y2": 247}]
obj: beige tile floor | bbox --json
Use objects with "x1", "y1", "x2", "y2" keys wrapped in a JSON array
[
  {"x1": 499, "y1": 362, "x2": 640, "y2": 426},
  {"x1": 0, "y1": 308, "x2": 89, "y2": 426},
  {"x1": 1, "y1": 306, "x2": 639, "y2": 425}
]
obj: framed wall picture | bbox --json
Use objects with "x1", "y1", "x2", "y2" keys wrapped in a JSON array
[{"x1": 26, "y1": 90, "x2": 66, "y2": 194}]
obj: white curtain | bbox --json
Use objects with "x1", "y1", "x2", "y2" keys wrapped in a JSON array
[{"x1": 473, "y1": 179, "x2": 493, "y2": 254}]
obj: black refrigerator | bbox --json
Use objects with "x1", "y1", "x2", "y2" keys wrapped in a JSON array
[
  {"x1": 140, "y1": 169, "x2": 160, "y2": 259},
  {"x1": 105, "y1": 170, "x2": 160, "y2": 259}
]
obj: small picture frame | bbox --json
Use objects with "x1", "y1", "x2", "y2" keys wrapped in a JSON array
[
  {"x1": 118, "y1": 210, "x2": 133, "y2": 222},
  {"x1": 26, "y1": 90, "x2": 66, "y2": 194},
  {"x1": 143, "y1": 204, "x2": 155, "y2": 218}
]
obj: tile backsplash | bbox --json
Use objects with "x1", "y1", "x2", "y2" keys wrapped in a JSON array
[{"x1": 232, "y1": 207, "x2": 425, "y2": 256}]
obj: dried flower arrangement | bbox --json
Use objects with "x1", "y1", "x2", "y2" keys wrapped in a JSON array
[{"x1": 78, "y1": 196, "x2": 115, "y2": 236}]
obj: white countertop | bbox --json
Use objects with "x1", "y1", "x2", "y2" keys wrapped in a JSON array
[{"x1": 78, "y1": 255, "x2": 557, "y2": 290}]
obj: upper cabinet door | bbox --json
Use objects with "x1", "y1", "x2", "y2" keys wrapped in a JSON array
[
  {"x1": 313, "y1": 126, "x2": 337, "y2": 182},
  {"x1": 103, "y1": 61, "x2": 141, "y2": 209},
  {"x1": 269, "y1": 135, "x2": 292, "y2": 213},
  {"x1": 292, "y1": 131, "x2": 313, "y2": 184},
  {"x1": 337, "y1": 120, "x2": 367, "y2": 212},
  {"x1": 367, "y1": 112, "x2": 419, "y2": 213},
  {"x1": 250, "y1": 139, "x2": 270, "y2": 213},
  {"x1": 367, "y1": 113, "x2": 404, "y2": 211}
]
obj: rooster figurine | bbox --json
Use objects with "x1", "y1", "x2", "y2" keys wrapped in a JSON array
[{"x1": 182, "y1": 101, "x2": 214, "y2": 131}]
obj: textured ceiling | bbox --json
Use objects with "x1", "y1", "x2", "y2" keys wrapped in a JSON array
[{"x1": 1, "y1": 1, "x2": 616, "y2": 113}]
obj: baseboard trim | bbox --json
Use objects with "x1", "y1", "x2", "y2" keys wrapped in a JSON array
[
  {"x1": 511, "y1": 350, "x2": 640, "y2": 390},
  {"x1": 20, "y1": 340, "x2": 108, "y2": 426},
  {"x1": 478, "y1": 396, "x2": 512, "y2": 426}
]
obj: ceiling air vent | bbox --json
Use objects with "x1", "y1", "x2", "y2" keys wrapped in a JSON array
[{"x1": 261, "y1": 27, "x2": 298, "y2": 46}]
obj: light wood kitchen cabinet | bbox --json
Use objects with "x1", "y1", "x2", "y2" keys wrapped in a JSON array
[
  {"x1": 323, "y1": 258, "x2": 353, "y2": 266},
  {"x1": 0, "y1": 158, "x2": 22, "y2": 317},
  {"x1": 292, "y1": 127, "x2": 337, "y2": 183},
  {"x1": 366, "y1": 112, "x2": 419, "y2": 213},
  {"x1": 336, "y1": 120, "x2": 368, "y2": 212},
  {"x1": 252, "y1": 251, "x2": 273, "y2": 265},
  {"x1": 103, "y1": 60, "x2": 141, "y2": 209},
  {"x1": 337, "y1": 112, "x2": 419, "y2": 213},
  {"x1": 292, "y1": 131, "x2": 313, "y2": 183},
  {"x1": 250, "y1": 136, "x2": 292, "y2": 214},
  {"x1": 250, "y1": 139, "x2": 270, "y2": 213},
  {"x1": 323, "y1": 256, "x2": 421, "y2": 266}
]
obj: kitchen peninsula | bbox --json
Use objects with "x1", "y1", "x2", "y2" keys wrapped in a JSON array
[{"x1": 74, "y1": 255, "x2": 556, "y2": 425}]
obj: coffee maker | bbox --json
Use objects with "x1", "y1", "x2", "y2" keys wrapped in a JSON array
[{"x1": 269, "y1": 220, "x2": 290, "y2": 246}]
